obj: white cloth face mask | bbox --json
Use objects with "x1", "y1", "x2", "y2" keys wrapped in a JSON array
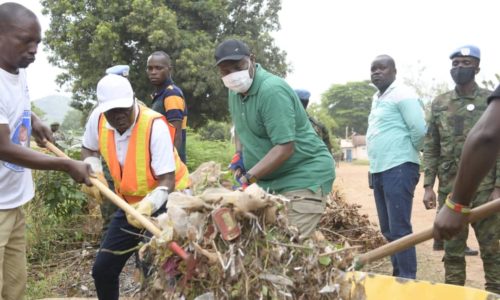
[{"x1": 222, "y1": 69, "x2": 253, "y2": 93}]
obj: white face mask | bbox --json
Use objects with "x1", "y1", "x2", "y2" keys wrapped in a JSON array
[{"x1": 222, "y1": 68, "x2": 254, "y2": 94}]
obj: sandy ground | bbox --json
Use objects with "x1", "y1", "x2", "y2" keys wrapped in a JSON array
[{"x1": 335, "y1": 162, "x2": 485, "y2": 290}]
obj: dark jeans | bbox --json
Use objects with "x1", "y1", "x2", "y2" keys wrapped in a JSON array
[
  {"x1": 372, "y1": 162, "x2": 420, "y2": 279},
  {"x1": 92, "y1": 207, "x2": 165, "y2": 300}
]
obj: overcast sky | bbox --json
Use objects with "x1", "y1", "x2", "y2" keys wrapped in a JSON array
[
  {"x1": 3, "y1": 0, "x2": 500, "y2": 103},
  {"x1": 274, "y1": 0, "x2": 500, "y2": 103}
]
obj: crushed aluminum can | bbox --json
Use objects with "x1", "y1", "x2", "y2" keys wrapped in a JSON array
[{"x1": 212, "y1": 207, "x2": 241, "y2": 241}]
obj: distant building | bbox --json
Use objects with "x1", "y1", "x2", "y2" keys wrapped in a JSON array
[
  {"x1": 340, "y1": 139, "x2": 353, "y2": 162},
  {"x1": 340, "y1": 134, "x2": 368, "y2": 161}
]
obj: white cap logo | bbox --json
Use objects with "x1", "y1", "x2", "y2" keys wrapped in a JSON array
[{"x1": 460, "y1": 48, "x2": 471, "y2": 56}]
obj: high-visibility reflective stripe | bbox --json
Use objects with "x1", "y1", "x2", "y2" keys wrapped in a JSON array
[
  {"x1": 167, "y1": 123, "x2": 176, "y2": 144},
  {"x1": 98, "y1": 115, "x2": 122, "y2": 195},
  {"x1": 98, "y1": 106, "x2": 159, "y2": 203},
  {"x1": 174, "y1": 148, "x2": 190, "y2": 190},
  {"x1": 126, "y1": 108, "x2": 155, "y2": 196},
  {"x1": 168, "y1": 122, "x2": 190, "y2": 190},
  {"x1": 98, "y1": 106, "x2": 190, "y2": 202}
]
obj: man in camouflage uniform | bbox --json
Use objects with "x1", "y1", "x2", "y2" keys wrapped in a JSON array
[
  {"x1": 295, "y1": 89, "x2": 333, "y2": 153},
  {"x1": 423, "y1": 45, "x2": 500, "y2": 292},
  {"x1": 50, "y1": 122, "x2": 66, "y2": 147}
]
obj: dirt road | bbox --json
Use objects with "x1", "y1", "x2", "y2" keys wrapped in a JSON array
[{"x1": 335, "y1": 162, "x2": 485, "y2": 289}]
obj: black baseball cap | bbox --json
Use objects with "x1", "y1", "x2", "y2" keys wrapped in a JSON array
[{"x1": 214, "y1": 39, "x2": 251, "y2": 65}]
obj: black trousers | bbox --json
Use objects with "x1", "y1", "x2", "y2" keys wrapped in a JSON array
[{"x1": 92, "y1": 207, "x2": 164, "y2": 300}]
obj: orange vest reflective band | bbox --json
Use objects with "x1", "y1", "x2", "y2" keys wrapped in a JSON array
[
  {"x1": 167, "y1": 120, "x2": 191, "y2": 190},
  {"x1": 98, "y1": 107, "x2": 160, "y2": 204},
  {"x1": 167, "y1": 122, "x2": 176, "y2": 144},
  {"x1": 174, "y1": 148, "x2": 190, "y2": 190}
]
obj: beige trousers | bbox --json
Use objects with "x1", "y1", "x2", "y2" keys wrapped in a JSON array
[
  {"x1": 0, "y1": 207, "x2": 27, "y2": 300},
  {"x1": 282, "y1": 188, "x2": 326, "y2": 239}
]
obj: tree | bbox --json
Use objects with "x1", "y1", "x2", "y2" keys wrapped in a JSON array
[
  {"x1": 307, "y1": 103, "x2": 340, "y2": 154},
  {"x1": 402, "y1": 61, "x2": 449, "y2": 105},
  {"x1": 61, "y1": 109, "x2": 84, "y2": 132},
  {"x1": 320, "y1": 81, "x2": 376, "y2": 138},
  {"x1": 307, "y1": 103, "x2": 338, "y2": 134},
  {"x1": 41, "y1": 0, "x2": 288, "y2": 128}
]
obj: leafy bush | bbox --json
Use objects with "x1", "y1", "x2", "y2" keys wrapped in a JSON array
[
  {"x1": 197, "y1": 121, "x2": 232, "y2": 141},
  {"x1": 32, "y1": 148, "x2": 87, "y2": 217},
  {"x1": 61, "y1": 109, "x2": 84, "y2": 131},
  {"x1": 25, "y1": 193, "x2": 90, "y2": 262},
  {"x1": 25, "y1": 147, "x2": 90, "y2": 261}
]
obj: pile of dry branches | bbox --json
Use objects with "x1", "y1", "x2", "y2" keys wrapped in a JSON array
[
  {"x1": 133, "y1": 162, "x2": 385, "y2": 299},
  {"x1": 319, "y1": 189, "x2": 386, "y2": 251}
]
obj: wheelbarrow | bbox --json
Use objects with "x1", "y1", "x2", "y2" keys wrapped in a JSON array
[{"x1": 348, "y1": 194, "x2": 500, "y2": 299}]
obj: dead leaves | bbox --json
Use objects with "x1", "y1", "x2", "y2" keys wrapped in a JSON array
[{"x1": 134, "y1": 163, "x2": 384, "y2": 299}]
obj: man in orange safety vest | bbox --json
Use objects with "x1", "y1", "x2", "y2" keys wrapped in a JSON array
[{"x1": 80, "y1": 74, "x2": 187, "y2": 299}]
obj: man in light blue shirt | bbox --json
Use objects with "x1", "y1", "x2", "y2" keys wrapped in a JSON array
[{"x1": 366, "y1": 54, "x2": 426, "y2": 279}]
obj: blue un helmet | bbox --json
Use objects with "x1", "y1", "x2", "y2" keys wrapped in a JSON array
[
  {"x1": 295, "y1": 89, "x2": 311, "y2": 109},
  {"x1": 105, "y1": 65, "x2": 130, "y2": 77},
  {"x1": 449, "y1": 45, "x2": 480, "y2": 60}
]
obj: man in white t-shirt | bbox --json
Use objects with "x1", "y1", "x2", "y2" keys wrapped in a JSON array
[
  {"x1": 81, "y1": 74, "x2": 176, "y2": 300},
  {"x1": 0, "y1": 3, "x2": 93, "y2": 299}
]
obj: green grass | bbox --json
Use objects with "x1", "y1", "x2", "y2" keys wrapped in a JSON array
[
  {"x1": 186, "y1": 131, "x2": 233, "y2": 172},
  {"x1": 351, "y1": 159, "x2": 370, "y2": 166},
  {"x1": 26, "y1": 267, "x2": 67, "y2": 299}
]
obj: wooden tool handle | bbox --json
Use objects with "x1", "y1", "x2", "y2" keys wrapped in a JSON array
[
  {"x1": 45, "y1": 141, "x2": 162, "y2": 237},
  {"x1": 355, "y1": 196, "x2": 500, "y2": 269}
]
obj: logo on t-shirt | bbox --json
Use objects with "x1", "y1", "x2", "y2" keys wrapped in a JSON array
[{"x1": 4, "y1": 110, "x2": 31, "y2": 172}]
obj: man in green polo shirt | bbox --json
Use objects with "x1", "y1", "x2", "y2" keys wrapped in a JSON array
[{"x1": 214, "y1": 39, "x2": 335, "y2": 239}]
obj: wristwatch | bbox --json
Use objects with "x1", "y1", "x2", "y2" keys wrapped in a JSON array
[{"x1": 244, "y1": 172, "x2": 258, "y2": 184}]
